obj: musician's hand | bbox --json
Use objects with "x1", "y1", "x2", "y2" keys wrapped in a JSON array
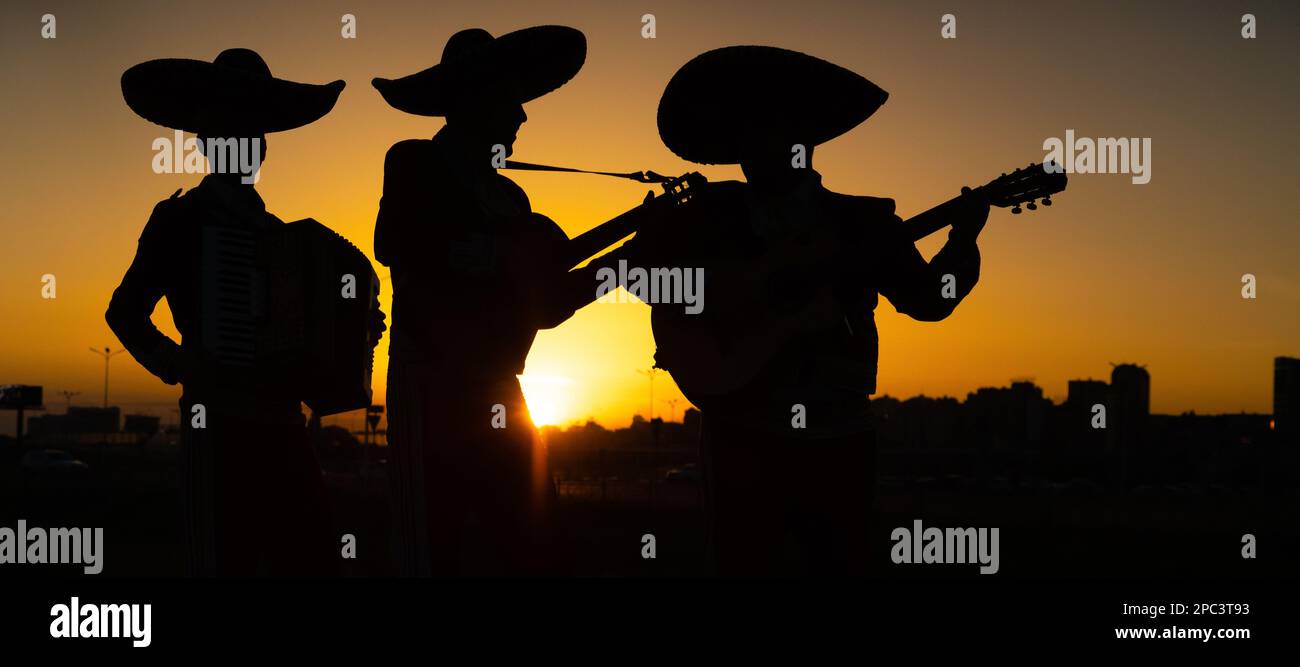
[
  {"x1": 950, "y1": 187, "x2": 990, "y2": 243},
  {"x1": 175, "y1": 345, "x2": 218, "y2": 388},
  {"x1": 145, "y1": 341, "x2": 185, "y2": 386}
]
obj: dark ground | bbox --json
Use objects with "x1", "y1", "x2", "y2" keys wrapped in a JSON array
[{"x1": 1, "y1": 440, "x2": 1296, "y2": 579}]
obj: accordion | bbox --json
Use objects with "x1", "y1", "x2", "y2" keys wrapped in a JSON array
[{"x1": 199, "y1": 218, "x2": 381, "y2": 416}]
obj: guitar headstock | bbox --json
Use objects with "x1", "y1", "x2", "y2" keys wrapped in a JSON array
[
  {"x1": 978, "y1": 161, "x2": 1068, "y2": 214},
  {"x1": 656, "y1": 171, "x2": 708, "y2": 207}
]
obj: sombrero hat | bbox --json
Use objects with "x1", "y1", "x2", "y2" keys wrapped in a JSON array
[
  {"x1": 372, "y1": 25, "x2": 586, "y2": 117},
  {"x1": 657, "y1": 46, "x2": 889, "y2": 165},
  {"x1": 121, "y1": 48, "x2": 345, "y2": 136}
]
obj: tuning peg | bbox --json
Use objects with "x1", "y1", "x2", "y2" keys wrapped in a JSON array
[
  {"x1": 1011, "y1": 204, "x2": 1022, "y2": 214},
  {"x1": 1026, "y1": 200, "x2": 1038, "y2": 211},
  {"x1": 1042, "y1": 195, "x2": 1052, "y2": 206}
]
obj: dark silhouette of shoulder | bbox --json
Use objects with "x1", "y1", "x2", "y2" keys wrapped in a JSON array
[
  {"x1": 137, "y1": 186, "x2": 202, "y2": 245},
  {"x1": 380, "y1": 139, "x2": 440, "y2": 194},
  {"x1": 383, "y1": 138, "x2": 435, "y2": 171}
]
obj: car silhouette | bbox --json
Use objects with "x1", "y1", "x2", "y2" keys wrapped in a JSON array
[{"x1": 20, "y1": 449, "x2": 90, "y2": 473}]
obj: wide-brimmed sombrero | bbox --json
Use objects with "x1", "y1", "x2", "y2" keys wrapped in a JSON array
[
  {"x1": 372, "y1": 25, "x2": 586, "y2": 117},
  {"x1": 657, "y1": 46, "x2": 889, "y2": 165},
  {"x1": 121, "y1": 48, "x2": 345, "y2": 136}
]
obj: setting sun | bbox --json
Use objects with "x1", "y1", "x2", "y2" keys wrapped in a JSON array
[{"x1": 518, "y1": 375, "x2": 575, "y2": 427}]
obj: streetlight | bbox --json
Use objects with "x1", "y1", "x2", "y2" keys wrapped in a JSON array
[
  {"x1": 637, "y1": 368, "x2": 660, "y2": 421},
  {"x1": 89, "y1": 347, "x2": 125, "y2": 408}
]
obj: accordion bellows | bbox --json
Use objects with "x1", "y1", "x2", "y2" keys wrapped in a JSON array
[{"x1": 200, "y1": 218, "x2": 380, "y2": 416}]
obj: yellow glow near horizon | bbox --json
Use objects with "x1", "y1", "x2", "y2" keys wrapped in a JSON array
[{"x1": 518, "y1": 375, "x2": 575, "y2": 427}]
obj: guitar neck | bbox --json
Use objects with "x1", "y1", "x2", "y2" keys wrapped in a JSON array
[
  {"x1": 904, "y1": 189, "x2": 979, "y2": 243},
  {"x1": 570, "y1": 182, "x2": 977, "y2": 266},
  {"x1": 564, "y1": 206, "x2": 646, "y2": 270}
]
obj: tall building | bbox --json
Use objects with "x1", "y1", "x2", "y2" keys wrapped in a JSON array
[
  {"x1": 1110, "y1": 364, "x2": 1150, "y2": 419},
  {"x1": 1063, "y1": 379, "x2": 1110, "y2": 449},
  {"x1": 1108, "y1": 363, "x2": 1149, "y2": 458},
  {"x1": 1276, "y1": 357, "x2": 1300, "y2": 445}
]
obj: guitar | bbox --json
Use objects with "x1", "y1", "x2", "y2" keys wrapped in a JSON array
[
  {"x1": 499, "y1": 159, "x2": 707, "y2": 270},
  {"x1": 559, "y1": 171, "x2": 706, "y2": 269},
  {"x1": 650, "y1": 163, "x2": 1068, "y2": 406},
  {"x1": 904, "y1": 161, "x2": 1067, "y2": 242}
]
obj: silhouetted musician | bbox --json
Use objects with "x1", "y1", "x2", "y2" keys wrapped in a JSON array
[
  {"x1": 108, "y1": 49, "x2": 354, "y2": 576},
  {"x1": 373, "y1": 26, "x2": 653, "y2": 576},
  {"x1": 643, "y1": 46, "x2": 990, "y2": 575}
]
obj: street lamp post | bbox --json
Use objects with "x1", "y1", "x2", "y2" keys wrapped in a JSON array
[
  {"x1": 637, "y1": 368, "x2": 659, "y2": 421},
  {"x1": 89, "y1": 347, "x2": 125, "y2": 408}
]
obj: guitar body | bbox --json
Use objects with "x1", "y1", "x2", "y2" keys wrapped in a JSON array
[
  {"x1": 500, "y1": 211, "x2": 573, "y2": 327},
  {"x1": 647, "y1": 183, "x2": 846, "y2": 406},
  {"x1": 650, "y1": 284, "x2": 841, "y2": 408}
]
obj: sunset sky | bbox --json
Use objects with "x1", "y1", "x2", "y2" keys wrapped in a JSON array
[{"x1": 1, "y1": 0, "x2": 1297, "y2": 434}]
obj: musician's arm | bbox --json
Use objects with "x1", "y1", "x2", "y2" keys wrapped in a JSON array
[
  {"x1": 877, "y1": 209, "x2": 984, "y2": 322},
  {"x1": 105, "y1": 203, "x2": 186, "y2": 385}
]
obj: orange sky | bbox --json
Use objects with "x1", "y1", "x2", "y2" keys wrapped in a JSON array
[{"x1": 2, "y1": 0, "x2": 1297, "y2": 433}]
